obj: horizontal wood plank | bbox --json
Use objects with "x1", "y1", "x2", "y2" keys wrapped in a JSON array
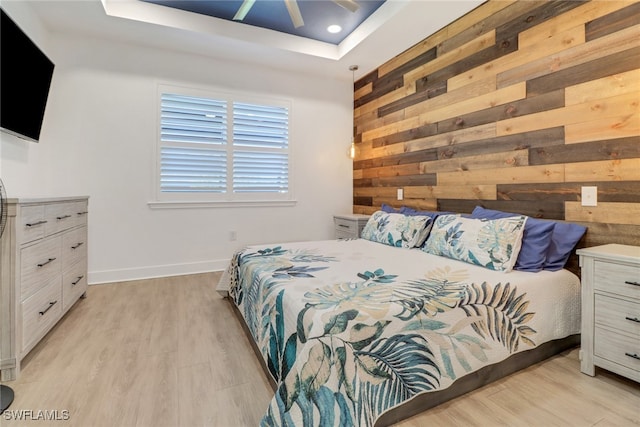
[
  {"x1": 564, "y1": 158, "x2": 640, "y2": 182},
  {"x1": 421, "y1": 149, "x2": 529, "y2": 175},
  {"x1": 438, "y1": 164, "x2": 565, "y2": 186},
  {"x1": 529, "y1": 137, "x2": 640, "y2": 165},
  {"x1": 497, "y1": 181, "x2": 640, "y2": 203},
  {"x1": 406, "y1": 123, "x2": 496, "y2": 154},
  {"x1": 565, "y1": 113, "x2": 640, "y2": 145},
  {"x1": 565, "y1": 201, "x2": 640, "y2": 226},
  {"x1": 565, "y1": 68, "x2": 640, "y2": 106},
  {"x1": 404, "y1": 184, "x2": 497, "y2": 201}
]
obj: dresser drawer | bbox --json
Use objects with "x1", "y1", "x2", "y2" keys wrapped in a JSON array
[
  {"x1": 20, "y1": 204, "x2": 46, "y2": 244},
  {"x1": 73, "y1": 201, "x2": 89, "y2": 227},
  {"x1": 20, "y1": 236, "x2": 62, "y2": 301},
  {"x1": 594, "y1": 261, "x2": 640, "y2": 299},
  {"x1": 62, "y1": 260, "x2": 87, "y2": 311},
  {"x1": 21, "y1": 277, "x2": 62, "y2": 353},
  {"x1": 62, "y1": 226, "x2": 87, "y2": 271},
  {"x1": 594, "y1": 327, "x2": 640, "y2": 373},
  {"x1": 595, "y1": 294, "x2": 640, "y2": 335},
  {"x1": 44, "y1": 202, "x2": 78, "y2": 236}
]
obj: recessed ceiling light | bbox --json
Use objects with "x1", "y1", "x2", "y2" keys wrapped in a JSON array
[{"x1": 327, "y1": 24, "x2": 342, "y2": 34}]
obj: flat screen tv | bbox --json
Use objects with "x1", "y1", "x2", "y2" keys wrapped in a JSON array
[{"x1": 1, "y1": 8, "x2": 55, "y2": 142}]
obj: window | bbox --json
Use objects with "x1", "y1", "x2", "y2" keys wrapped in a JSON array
[{"x1": 154, "y1": 84, "x2": 293, "y2": 207}]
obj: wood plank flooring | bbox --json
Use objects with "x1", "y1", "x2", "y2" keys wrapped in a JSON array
[{"x1": 1, "y1": 272, "x2": 638, "y2": 426}]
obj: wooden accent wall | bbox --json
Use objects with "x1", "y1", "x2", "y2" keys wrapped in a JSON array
[{"x1": 352, "y1": 0, "x2": 640, "y2": 271}]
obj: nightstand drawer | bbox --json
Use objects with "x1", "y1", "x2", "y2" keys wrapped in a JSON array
[
  {"x1": 595, "y1": 294, "x2": 640, "y2": 335},
  {"x1": 335, "y1": 217, "x2": 358, "y2": 233},
  {"x1": 594, "y1": 327, "x2": 640, "y2": 373},
  {"x1": 594, "y1": 261, "x2": 640, "y2": 299},
  {"x1": 333, "y1": 214, "x2": 370, "y2": 239}
]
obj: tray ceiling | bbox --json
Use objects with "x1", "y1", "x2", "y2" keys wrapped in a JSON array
[{"x1": 141, "y1": 0, "x2": 386, "y2": 44}]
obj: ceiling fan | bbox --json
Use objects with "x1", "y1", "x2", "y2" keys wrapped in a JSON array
[{"x1": 233, "y1": 0, "x2": 360, "y2": 29}]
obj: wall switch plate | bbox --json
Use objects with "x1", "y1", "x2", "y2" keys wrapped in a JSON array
[
  {"x1": 581, "y1": 186, "x2": 597, "y2": 207},
  {"x1": 397, "y1": 188, "x2": 403, "y2": 200},
  {"x1": 229, "y1": 230, "x2": 237, "y2": 241}
]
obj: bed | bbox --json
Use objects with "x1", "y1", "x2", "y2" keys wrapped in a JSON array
[{"x1": 216, "y1": 210, "x2": 585, "y2": 426}]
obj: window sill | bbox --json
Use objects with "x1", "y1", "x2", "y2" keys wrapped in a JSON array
[{"x1": 148, "y1": 200, "x2": 297, "y2": 209}]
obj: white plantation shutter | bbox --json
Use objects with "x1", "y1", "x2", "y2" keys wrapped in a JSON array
[
  {"x1": 160, "y1": 146, "x2": 227, "y2": 193},
  {"x1": 160, "y1": 94, "x2": 228, "y2": 193},
  {"x1": 233, "y1": 102, "x2": 289, "y2": 193},
  {"x1": 157, "y1": 87, "x2": 291, "y2": 203}
]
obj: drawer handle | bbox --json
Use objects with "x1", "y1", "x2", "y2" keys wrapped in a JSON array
[
  {"x1": 56, "y1": 215, "x2": 72, "y2": 220},
  {"x1": 625, "y1": 316, "x2": 640, "y2": 324},
  {"x1": 37, "y1": 258, "x2": 57, "y2": 267},
  {"x1": 338, "y1": 224, "x2": 350, "y2": 228},
  {"x1": 625, "y1": 352, "x2": 640, "y2": 361},
  {"x1": 71, "y1": 242, "x2": 84, "y2": 250},
  {"x1": 77, "y1": 211, "x2": 88, "y2": 216},
  {"x1": 26, "y1": 220, "x2": 47, "y2": 227},
  {"x1": 39, "y1": 301, "x2": 57, "y2": 316},
  {"x1": 72, "y1": 275, "x2": 84, "y2": 286},
  {"x1": 624, "y1": 281, "x2": 640, "y2": 287}
]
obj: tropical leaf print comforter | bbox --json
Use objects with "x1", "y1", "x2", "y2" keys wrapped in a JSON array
[{"x1": 217, "y1": 239, "x2": 581, "y2": 427}]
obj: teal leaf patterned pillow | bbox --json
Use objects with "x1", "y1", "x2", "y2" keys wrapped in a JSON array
[
  {"x1": 361, "y1": 211, "x2": 433, "y2": 248},
  {"x1": 423, "y1": 214, "x2": 527, "y2": 272}
]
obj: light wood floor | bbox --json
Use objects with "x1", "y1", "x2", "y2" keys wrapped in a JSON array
[{"x1": 1, "y1": 272, "x2": 638, "y2": 427}]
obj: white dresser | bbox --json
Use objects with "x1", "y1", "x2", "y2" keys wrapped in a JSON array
[
  {"x1": 334, "y1": 214, "x2": 370, "y2": 239},
  {"x1": 577, "y1": 244, "x2": 640, "y2": 382},
  {"x1": 0, "y1": 196, "x2": 89, "y2": 380}
]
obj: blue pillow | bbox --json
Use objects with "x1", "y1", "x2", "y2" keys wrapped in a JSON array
[
  {"x1": 544, "y1": 221, "x2": 587, "y2": 271},
  {"x1": 471, "y1": 206, "x2": 556, "y2": 272},
  {"x1": 400, "y1": 207, "x2": 454, "y2": 219},
  {"x1": 381, "y1": 203, "x2": 401, "y2": 213}
]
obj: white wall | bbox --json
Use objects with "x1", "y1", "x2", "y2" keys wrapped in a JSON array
[{"x1": 1, "y1": 4, "x2": 353, "y2": 284}]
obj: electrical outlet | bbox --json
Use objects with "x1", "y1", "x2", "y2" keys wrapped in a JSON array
[
  {"x1": 229, "y1": 230, "x2": 237, "y2": 241},
  {"x1": 581, "y1": 186, "x2": 597, "y2": 207},
  {"x1": 397, "y1": 188, "x2": 403, "y2": 201}
]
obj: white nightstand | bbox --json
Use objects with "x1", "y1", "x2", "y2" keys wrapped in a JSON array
[
  {"x1": 334, "y1": 214, "x2": 370, "y2": 239},
  {"x1": 577, "y1": 244, "x2": 640, "y2": 382}
]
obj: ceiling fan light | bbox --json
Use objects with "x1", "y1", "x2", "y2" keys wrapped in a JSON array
[{"x1": 327, "y1": 24, "x2": 342, "y2": 33}]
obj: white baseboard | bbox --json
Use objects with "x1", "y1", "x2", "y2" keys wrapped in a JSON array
[{"x1": 88, "y1": 259, "x2": 230, "y2": 285}]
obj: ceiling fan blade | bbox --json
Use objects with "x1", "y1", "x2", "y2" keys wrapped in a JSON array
[
  {"x1": 284, "y1": 0, "x2": 304, "y2": 28},
  {"x1": 333, "y1": 0, "x2": 360, "y2": 13},
  {"x1": 233, "y1": 0, "x2": 256, "y2": 21}
]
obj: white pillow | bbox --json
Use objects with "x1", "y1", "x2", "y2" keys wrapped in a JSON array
[
  {"x1": 361, "y1": 211, "x2": 433, "y2": 248},
  {"x1": 423, "y1": 214, "x2": 527, "y2": 272}
]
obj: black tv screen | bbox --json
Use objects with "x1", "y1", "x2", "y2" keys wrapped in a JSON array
[{"x1": 1, "y1": 8, "x2": 55, "y2": 142}]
